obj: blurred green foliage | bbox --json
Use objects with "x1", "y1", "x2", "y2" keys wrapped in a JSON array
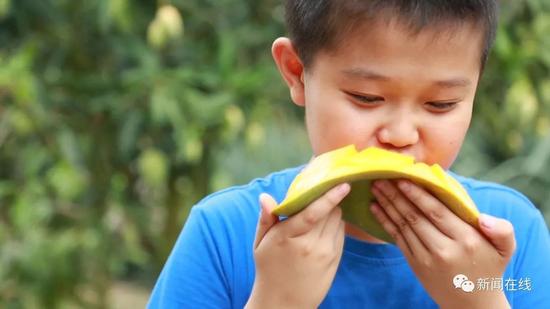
[
  {"x1": 454, "y1": 0, "x2": 550, "y2": 223},
  {"x1": 0, "y1": 0, "x2": 548, "y2": 307}
]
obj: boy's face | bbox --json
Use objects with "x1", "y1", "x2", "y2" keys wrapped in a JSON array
[{"x1": 273, "y1": 21, "x2": 484, "y2": 169}]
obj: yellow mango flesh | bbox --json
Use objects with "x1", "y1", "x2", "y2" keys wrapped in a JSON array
[{"x1": 272, "y1": 145, "x2": 479, "y2": 243}]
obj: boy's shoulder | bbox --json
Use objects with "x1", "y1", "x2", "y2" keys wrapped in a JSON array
[
  {"x1": 449, "y1": 171, "x2": 542, "y2": 223},
  {"x1": 192, "y1": 165, "x2": 305, "y2": 216},
  {"x1": 450, "y1": 171, "x2": 533, "y2": 205}
]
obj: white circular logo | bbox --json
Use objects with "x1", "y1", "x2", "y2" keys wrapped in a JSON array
[
  {"x1": 461, "y1": 280, "x2": 475, "y2": 293},
  {"x1": 453, "y1": 274, "x2": 468, "y2": 289}
]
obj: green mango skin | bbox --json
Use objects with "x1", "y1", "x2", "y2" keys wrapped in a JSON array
[{"x1": 340, "y1": 179, "x2": 395, "y2": 243}]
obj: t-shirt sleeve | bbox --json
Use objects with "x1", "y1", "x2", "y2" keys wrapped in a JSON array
[
  {"x1": 147, "y1": 206, "x2": 232, "y2": 308},
  {"x1": 508, "y1": 204, "x2": 550, "y2": 308}
]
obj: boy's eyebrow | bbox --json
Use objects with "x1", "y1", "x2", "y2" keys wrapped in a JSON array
[
  {"x1": 341, "y1": 68, "x2": 391, "y2": 82},
  {"x1": 341, "y1": 68, "x2": 471, "y2": 88}
]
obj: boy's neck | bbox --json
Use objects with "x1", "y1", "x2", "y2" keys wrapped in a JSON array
[{"x1": 344, "y1": 222, "x2": 388, "y2": 244}]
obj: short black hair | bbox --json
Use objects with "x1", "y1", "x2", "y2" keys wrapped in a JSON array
[{"x1": 285, "y1": 0, "x2": 498, "y2": 71}]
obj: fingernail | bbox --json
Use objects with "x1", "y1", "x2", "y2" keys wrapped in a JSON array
[
  {"x1": 259, "y1": 193, "x2": 267, "y2": 204},
  {"x1": 338, "y1": 183, "x2": 350, "y2": 194},
  {"x1": 370, "y1": 203, "x2": 378, "y2": 213},
  {"x1": 258, "y1": 195, "x2": 265, "y2": 215},
  {"x1": 398, "y1": 180, "x2": 409, "y2": 192},
  {"x1": 259, "y1": 193, "x2": 273, "y2": 210},
  {"x1": 480, "y1": 214, "x2": 495, "y2": 229}
]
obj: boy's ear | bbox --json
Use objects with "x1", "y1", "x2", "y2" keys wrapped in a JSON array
[{"x1": 271, "y1": 37, "x2": 305, "y2": 107}]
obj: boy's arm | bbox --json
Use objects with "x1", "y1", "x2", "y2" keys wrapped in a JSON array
[
  {"x1": 147, "y1": 206, "x2": 231, "y2": 308},
  {"x1": 369, "y1": 179, "x2": 514, "y2": 309}
]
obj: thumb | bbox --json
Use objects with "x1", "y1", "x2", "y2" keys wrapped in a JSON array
[
  {"x1": 478, "y1": 214, "x2": 516, "y2": 258},
  {"x1": 254, "y1": 193, "x2": 279, "y2": 249}
]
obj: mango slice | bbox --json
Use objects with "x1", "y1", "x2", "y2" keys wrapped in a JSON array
[{"x1": 272, "y1": 145, "x2": 479, "y2": 243}]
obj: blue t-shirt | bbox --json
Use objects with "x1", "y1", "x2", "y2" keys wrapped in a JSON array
[{"x1": 148, "y1": 166, "x2": 550, "y2": 308}]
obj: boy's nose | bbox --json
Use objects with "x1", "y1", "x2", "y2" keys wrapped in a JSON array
[{"x1": 376, "y1": 119, "x2": 419, "y2": 150}]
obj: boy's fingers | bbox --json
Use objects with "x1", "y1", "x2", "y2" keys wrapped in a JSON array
[
  {"x1": 332, "y1": 221, "x2": 346, "y2": 261},
  {"x1": 478, "y1": 214, "x2": 516, "y2": 258},
  {"x1": 370, "y1": 203, "x2": 414, "y2": 258},
  {"x1": 319, "y1": 206, "x2": 343, "y2": 239},
  {"x1": 395, "y1": 179, "x2": 466, "y2": 239},
  {"x1": 254, "y1": 193, "x2": 280, "y2": 250},
  {"x1": 285, "y1": 183, "x2": 350, "y2": 237},
  {"x1": 372, "y1": 181, "x2": 449, "y2": 253}
]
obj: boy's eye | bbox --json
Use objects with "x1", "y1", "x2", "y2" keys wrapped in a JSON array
[
  {"x1": 346, "y1": 92, "x2": 384, "y2": 104},
  {"x1": 425, "y1": 101, "x2": 458, "y2": 111}
]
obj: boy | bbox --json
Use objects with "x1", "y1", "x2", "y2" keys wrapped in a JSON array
[{"x1": 149, "y1": 1, "x2": 550, "y2": 308}]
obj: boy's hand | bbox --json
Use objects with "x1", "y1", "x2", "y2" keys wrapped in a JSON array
[
  {"x1": 246, "y1": 183, "x2": 350, "y2": 309},
  {"x1": 370, "y1": 179, "x2": 515, "y2": 309}
]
